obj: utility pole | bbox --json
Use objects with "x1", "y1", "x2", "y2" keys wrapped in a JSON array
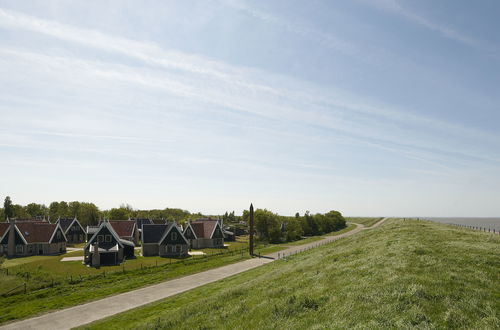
[{"x1": 249, "y1": 203, "x2": 254, "y2": 256}]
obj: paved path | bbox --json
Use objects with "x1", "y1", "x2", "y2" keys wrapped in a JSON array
[
  {"x1": 60, "y1": 257, "x2": 84, "y2": 262},
  {"x1": 1, "y1": 218, "x2": 389, "y2": 330}
]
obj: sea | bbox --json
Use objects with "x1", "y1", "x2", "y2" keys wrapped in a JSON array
[{"x1": 423, "y1": 217, "x2": 500, "y2": 231}]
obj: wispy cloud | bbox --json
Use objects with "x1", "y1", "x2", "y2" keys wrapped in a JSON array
[
  {"x1": 1, "y1": 7, "x2": 499, "y2": 173},
  {"x1": 362, "y1": 0, "x2": 500, "y2": 58}
]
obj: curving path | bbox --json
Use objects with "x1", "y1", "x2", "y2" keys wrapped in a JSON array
[{"x1": 1, "y1": 218, "x2": 389, "y2": 330}]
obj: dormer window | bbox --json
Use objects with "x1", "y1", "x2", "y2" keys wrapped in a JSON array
[
  {"x1": 97, "y1": 235, "x2": 104, "y2": 242},
  {"x1": 105, "y1": 235, "x2": 112, "y2": 242},
  {"x1": 171, "y1": 232, "x2": 177, "y2": 240}
]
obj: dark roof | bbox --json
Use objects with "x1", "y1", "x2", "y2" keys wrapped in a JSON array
[
  {"x1": 15, "y1": 223, "x2": 59, "y2": 243},
  {"x1": 99, "y1": 220, "x2": 136, "y2": 238},
  {"x1": 0, "y1": 223, "x2": 9, "y2": 238},
  {"x1": 130, "y1": 218, "x2": 153, "y2": 229},
  {"x1": 10, "y1": 218, "x2": 48, "y2": 223},
  {"x1": 57, "y1": 218, "x2": 76, "y2": 232},
  {"x1": 152, "y1": 219, "x2": 166, "y2": 225},
  {"x1": 190, "y1": 220, "x2": 219, "y2": 239},
  {"x1": 141, "y1": 224, "x2": 168, "y2": 244}
]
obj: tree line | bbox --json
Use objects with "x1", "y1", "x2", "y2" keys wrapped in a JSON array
[
  {"x1": 241, "y1": 208, "x2": 346, "y2": 243},
  {"x1": 1, "y1": 196, "x2": 195, "y2": 227},
  {"x1": 2, "y1": 196, "x2": 346, "y2": 242}
]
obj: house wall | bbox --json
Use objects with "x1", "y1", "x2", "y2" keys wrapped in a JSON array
[
  {"x1": 159, "y1": 243, "x2": 188, "y2": 258},
  {"x1": 66, "y1": 224, "x2": 85, "y2": 243},
  {"x1": 192, "y1": 238, "x2": 214, "y2": 249},
  {"x1": 142, "y1": 243, "x2": 159, "y2": 256},
  {"x1": 192, "y1": 238, "x2": 224, "y2": 249}
]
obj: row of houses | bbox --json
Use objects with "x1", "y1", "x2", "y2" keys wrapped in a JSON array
[
  {"x1": 0, "y1": 221, "x2": 67, "y2": 257},
  {"x1": 1, "y1": 217, "x2": 228, "y2": 267},
  {"x1": 84, "y1": 218, "x2": 226, "y2": 265}
]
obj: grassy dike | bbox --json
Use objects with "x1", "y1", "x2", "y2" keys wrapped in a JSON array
[{"x1": 81, "y1": 219, "x2": 500, "y2": 329}]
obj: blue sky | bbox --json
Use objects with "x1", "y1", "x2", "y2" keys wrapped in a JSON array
[{"x1": 0, "y1": 0, "x2": 499, "y2": 216}]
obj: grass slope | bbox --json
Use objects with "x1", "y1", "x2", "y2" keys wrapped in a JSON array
[
  {"x1": 347, "y1": 217, "x2": 384, "y2": 227},
  {"x1": 82, "y1": 220, "x2": 500, "y2": 329}
]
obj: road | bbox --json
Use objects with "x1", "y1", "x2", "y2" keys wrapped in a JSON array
[{"x1": 0, "y1": 218, "x2": 389, "y2": 330}]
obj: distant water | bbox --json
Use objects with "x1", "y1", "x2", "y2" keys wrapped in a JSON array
[{"x1": 423, "y1": 217, "x2": 500, "y2": 231}]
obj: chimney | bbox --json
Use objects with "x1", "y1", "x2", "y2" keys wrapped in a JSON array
[
  {"x1": 7, "y1": 219, "x2": 15, "y2": 257},
  {"x1": 92, "y1": 241, "x2": 100, "y2": 267}
]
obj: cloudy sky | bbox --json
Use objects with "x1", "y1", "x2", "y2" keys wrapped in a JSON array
[{"x1": 1, "y1": 0, "x2": 499, "y2": 216}]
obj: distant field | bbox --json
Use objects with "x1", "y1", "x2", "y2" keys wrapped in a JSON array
[
  {"x1": 346, "y1": 217, "x2": 384, "y2": 227},
  {"x1": 82, "y1": 219, "x2": 499, "y2": 329}
]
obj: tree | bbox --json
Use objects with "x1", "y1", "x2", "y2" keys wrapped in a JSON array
[
  {"x1": 108, "y1": 207, "x2": 130, "y2": 220},
  {"x1": 4, "y1": 196, "x2": 13, "y2": 220},
  {"x1": 58, "y1": 201, "x2": 69, "y2": 218},
  {"x1": 49, "y1": 202, "x2": 60, "y2": 220},
  {"x1": 25, "y1": 203, "x2": 48, "y2": 218}
]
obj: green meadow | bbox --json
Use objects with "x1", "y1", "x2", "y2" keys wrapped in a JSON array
[
  {"x1": 0, "y1": 237, "x2": 283, "y2": 325},
  {"x1": 82, "y1": 219, "x2": 500, "y2": 330}
]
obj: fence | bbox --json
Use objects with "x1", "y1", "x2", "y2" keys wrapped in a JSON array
[
  {"x1": 445, "y1": 222, "x2": 499, "y2": 235},
  {"x1": 0, "y1": 245, "x2": 260, "y2": 298},
  {"x1": 401, "y1": 218, "x2": 499, "y2": 234}
]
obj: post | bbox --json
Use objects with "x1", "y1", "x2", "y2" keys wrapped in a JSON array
[{"x1": 249, "y1": 203, "x2": 254, "y2": 256}]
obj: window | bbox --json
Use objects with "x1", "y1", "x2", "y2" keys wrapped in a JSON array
[
  {"x1": 97, "y1": 235, "x2": 104, "y2": 243},
  {"x1": 105, "y1": 235, "x2": 112, "y2": 242},
  {"x1": 175, "y1": 245, "x2": 181, "y2": 253},
  {"x1": 16, "y1": 245, "x2": 24, "y2": 254},
  {"x1": 171, "y1": 232, "x2": 177, "y2": 240},
  {"x1": 56, "y1": 231, "x2": 61, "y2": 239}
]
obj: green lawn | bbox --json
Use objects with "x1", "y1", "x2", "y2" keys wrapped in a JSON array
[
  {"x1": 81, "y1": 219, "x2": 500, "y2": 329},
  {"x1": 0, "y1": 241, "x2": 283, "y2": 325},
  {"x1": 347, "y1": 217, "x2": 384, "y2": 227}
]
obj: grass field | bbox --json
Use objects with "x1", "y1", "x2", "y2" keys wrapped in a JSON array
[
  {"x1": 81, "y1": 219, "x2": 500, "y2": 329},
  {"x1": 347, "y1": 217, "x2": 384, "y2": 227},
  {"x1": 0, "y1": 237, "x2": 283, "y2": 325}
]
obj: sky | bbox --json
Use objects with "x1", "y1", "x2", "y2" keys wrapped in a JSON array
[{"x1": 0, "y1": 0, "x2": 499, "y2": 217}]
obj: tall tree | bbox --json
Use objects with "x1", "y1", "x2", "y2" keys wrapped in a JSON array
[{"x1": 4, "y1": 196, "x2": 13, "y2": 220}]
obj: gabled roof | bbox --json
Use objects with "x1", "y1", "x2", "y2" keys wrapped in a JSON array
[
  {"x1": 142, "y1": 224, "x2": 168, "y2": 244},
  {"x1": 190, "y1": 219, "x2": 221, "y2": 239},
  {"x1": 57, "y1": 217, "x2": 84, "y2": 234},
  {"x1": 15, "y1": 223, "x2": 66, "y2": 243},
  {"x1": 0, "y1": 223, "x2": 10, "y2": 242},
  {"x1": 159, "y1": 223, "x2": 189, "y2": 245},
  {"x1": 99, "y1": 220, "x2": 136, "y2": 238},
  {"x1": 84, "y1": 221, "x2": 124, "y2": 250},
  {"x1": 183, "y1": 222, "x2": 198, "y2": 239},
  {"x1": 130, "y1": 218, "x2": 153, "y2": 229}
]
